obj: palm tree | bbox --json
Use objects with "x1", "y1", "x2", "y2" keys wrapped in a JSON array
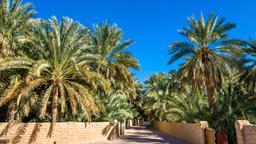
[
  {"x1": 0, "y1": 0, "x2": 36, "y2": 56},
  {"x1": 239, "y1": 39, "x2": 256, "y2": 96},
  {"x1": 212, "y1": 79, "x2": 256, "y2": 143},
  {"x1": 86, "y1": 21, "x2": 140, "y2": 97},
  {"x1": 168, "y1": 13, "x2": 243, "y2": 109},
  {"x1": 163, "y1": 86, "x2": 209, "y2": 123},
  {"x1": 0, "y1": 17, "x2": 109, "y2": 136},
  {"x1": 94, "y1": 91, "x2": 137, "y2": 122},
  {"x1": 0, "y1": 0, "x2": 37, "y2": 122},
  {"x1": 142, "y1": 73, "x2": 208, "y2": 122},
  {"x1": 143, "y1": 73, "x2": 173, "y2": 120}
]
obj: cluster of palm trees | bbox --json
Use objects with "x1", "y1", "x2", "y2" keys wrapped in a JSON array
[
  {"x1": 1, "y1": 0, "x2": 256, "y2": 143},
  {"x1": 0, "y1": 0, "x2": 141, "y2": 135},
  {"x1": 142, "y1": 13, "x2": 256, "y2": 143}
]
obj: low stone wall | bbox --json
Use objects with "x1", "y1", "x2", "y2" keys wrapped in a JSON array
[
  {"x1": 153, "y1": 121, "x2": 208, "y2": 144},
  {"x1": 0, "y1": 122, "x2": 117, "y2": 144},
  {"x1": 235, "y1": 120, "x2": 256, "y2": 144}
]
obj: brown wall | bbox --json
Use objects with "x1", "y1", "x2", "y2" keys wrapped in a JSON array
[
  {"x1": 0, "y1": 122, "x2": 116, "y2": 144},
  {"x1": 235, "y1": 120, "x2": 256, "y2": 144},
  {"x1": 153, "y1": 121, "x2": 208, "y2": 144}
]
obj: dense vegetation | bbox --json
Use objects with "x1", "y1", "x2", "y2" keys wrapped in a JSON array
[
  {"x1": 0, "y1": 0, "x2": 256, "y2": 143},
  {"x1": 142, "y1": 14, "x2": 256, "y2": 143},
  {"x1": 0, "y1": 0, "x2": 141, "y2": 136}
]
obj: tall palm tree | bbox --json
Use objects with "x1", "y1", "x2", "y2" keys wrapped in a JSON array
[
  {"x1": 0, "y1": 0, "x2": 37, "y2": 122},
  {"x1": 239, "y1": 39, "x2": 256, "y2": 96},
  {"x1": 0, "y1": 0, "x2": 36, "y2": 56},
  {"x1": 168, "y1": 13, "x2": 243, "y2": 109},
  {"x1": 0, "y1": 17, "x2": 109, "y2": 136},
  {"x1": 86, "y1": 21, "x2": 140, "y2": 97}
]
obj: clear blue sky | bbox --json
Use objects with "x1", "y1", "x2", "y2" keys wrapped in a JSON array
[{"x1": 24, "y1": 0, "x2": 256, "y2": 82}]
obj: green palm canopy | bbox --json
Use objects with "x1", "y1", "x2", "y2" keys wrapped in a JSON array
[
  {"x1": 0, "y1": 17, "x2": 109, "y2": 136},
  {"x1": 168, "y1": 13, "x2": 243, "y2": 109},
  {"x1": 239, "y1": 39, "x2": 256, "y2": 96},
  {"x1": 88, "y1": 21, "x2": 140, "y2": 97},
  {"x1": 0, "y1": 0, "x2": 36, "y2": 56}
]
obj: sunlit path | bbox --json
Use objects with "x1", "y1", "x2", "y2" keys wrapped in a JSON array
[
  {"x1": 115, "y1": 126, "x2": 185, "y2": 144},
  {"x1": 117, "y1": 126, "x2": 188, "y2": 144},
  {"x1": 90, "y1": 125, "x2": 188, "y2": 144}
]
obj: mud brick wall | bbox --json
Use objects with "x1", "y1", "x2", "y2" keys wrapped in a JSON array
[
  {"x1": 0, "y1": 122, "x2": 115, "y2": 144},
  {"x1": 153, "y1": 121, "x2": 208, "y2": 144}
]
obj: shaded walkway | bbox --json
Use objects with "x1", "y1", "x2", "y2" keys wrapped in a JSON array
[
  {"x1": 88, "y1": 125, "x2": 188, "y2": 144},
  {"x1": 115, "y1": 126, "x2": 188, "y2": 144}
]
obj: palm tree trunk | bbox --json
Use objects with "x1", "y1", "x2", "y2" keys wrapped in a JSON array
[
  {"x1": 48, "y1": 87, "x2": 58, "y2": 137},
  {"x1": 204, "y1": 60, "x2": 216, "y2": 110},
  {"x1": 206, "y1": 83, "x2": 216, "y2": 109}
]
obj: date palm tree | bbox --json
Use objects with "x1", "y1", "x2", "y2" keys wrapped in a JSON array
[
  {"x1": 239, "y1": 39, "x2": 256, "y2": 96},
  {"x1": 0, "y1": 0, "x2": 36, "y2": 56},
  {"x1": 168, "y1": 13, "x2": 243, "y2": 109},
  {"x1": 143, "y1": 73, "x2": 173, "y2": 120},
  {"x1": 212, "y1": 79, "x2": 256, "y2": 143},
  {"x1": 0, "y1": 0, "x2": 37, "y2": 122},
  {"x1": 86, "y1": 21, "x2": 140, "y2": 96},
  {"x1": 0, "y1": 17, "x2": 109, "y2": 136},
  {"x1": 94, "y1": 91, "x2": 136, "y2": 122},
  {"x1": 164, "y1": 86, "x2": 209, "y2": 123}
]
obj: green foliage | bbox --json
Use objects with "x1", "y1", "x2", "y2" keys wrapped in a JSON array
[
  {"x1": 143, "y1": 73, "x2": 209, "y2": 122},
  {"x1": 142, "y1": 72, "x2": 256, "y2": 143},
  {"x1": 164, "y1": 87, "x2": 210, "y2": 123},
  {"x1": 0, "y1": 1, "x2": 140, "y2": 126},
  {"x1": 239, "y1": 38, "x2": 256, "y2": 96},
  {"x1": 0, "y1": 17, "x2": 110, "y2": 130},
  {"x1": 0, "y1": 0, "x2": 36, "y2": 56},
  {"x1": 93, "y1": 91, "x2": 139, "y2": 122},
  {"x1": 88, "y1": 21, "x2": 140, "y2": 98},
  {"x1": 143, "y1": 73, "x2": 174, "y2": 121},
  {"x1": 169, "y1": 13, "x2": 244, "y2": 108},
  {"x1": 0, "y1": 0, "x2": 37, "y2": 122},
  {"x1": 210, "y1": 80, "x2": 256, "y2": 143},
  {"x1": 1, "y1": 1, "x2": 256, "y2": 143}
]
